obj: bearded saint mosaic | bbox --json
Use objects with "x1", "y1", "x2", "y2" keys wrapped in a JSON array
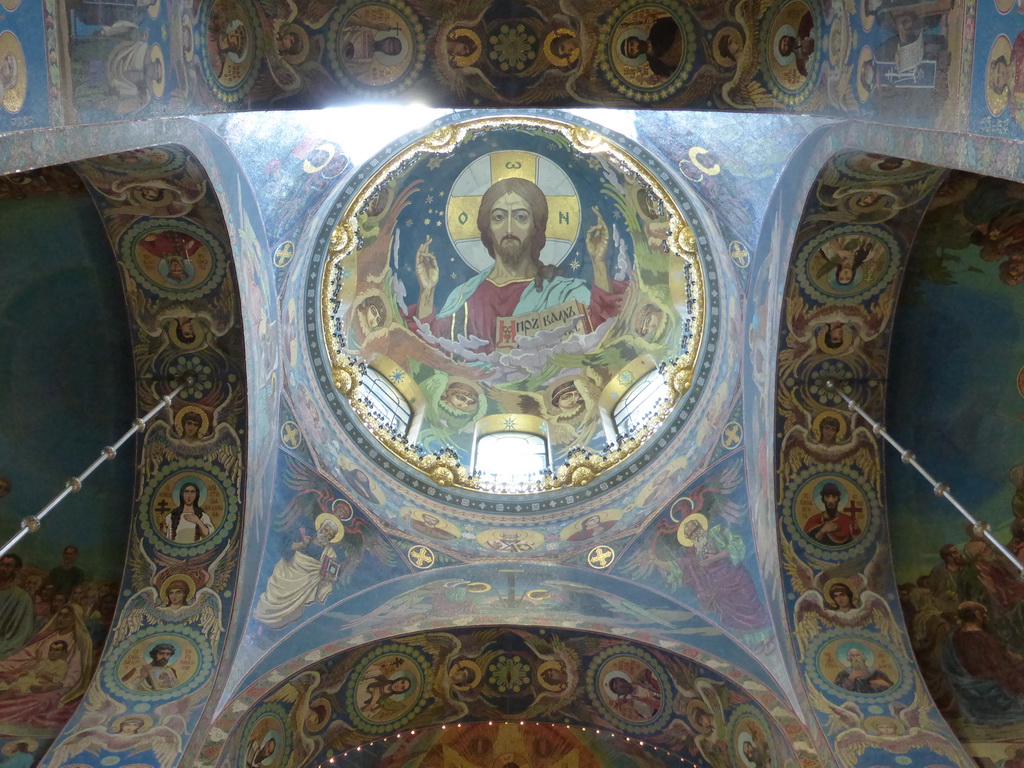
[{"x1": 323, "y1": 115, "x2": 702, "y2": 474}]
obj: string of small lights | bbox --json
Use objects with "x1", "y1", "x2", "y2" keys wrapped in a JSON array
[{"x1": 309, "y1": 720, "x2": 707, "y2": 767}]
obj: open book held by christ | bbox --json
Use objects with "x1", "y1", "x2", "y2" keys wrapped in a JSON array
[{"x1": 495, "y1": 299, "x2": 592, "y2": 350}]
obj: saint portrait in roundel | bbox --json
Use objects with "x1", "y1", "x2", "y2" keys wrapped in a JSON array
[
  {"x1": 767, "y1": 0, "x2": 816, "y2": 93},
  {"x1": 795, "y1": 477, "x2": 865, "y2": 548},
  {"x1": 0, "y1": 31, "x2": 27, "y2": 114},
  {"x1": 987, "y1": 35, "x2": 1013, "y2": 117},
  {"x1": 818, "y1": 637, "x2": 898, "y2": 695},
  {"x1": 142, "y1": 231, "x2": 205, "y2": 287},
  {"x1": 594, "y1": 651, "x2": 667, "y2": 725},
  {"x1": 805, "y1": 231, "x2": 891, "y2": 298},
  {"x1": 244, "y1": 713, "x2": 285, "y2": 768},
  {"x1": 353, "y1": 652, "x2": 424, "y2": 725},
  {"x1": 117, "y1": 634, "x2": 201, "y2": 694},
  {"x1": 733, "y1": 718, "x2": 776, "y2": 768},
  {"x1": 409, "y1": 509, "x2": 460, "y2": 541},
  {"x1": 607, "y1": 4, "x2": 693, "y2": 92},
  {"x1": 332, "y1": 2, "x2": 421, "y2": 90},
  {"x1": 206, "y1": 0, "x2": 256, "y2": 90},
  {"x1": 560, "y1": 509, "x2": 622, "y2": 542},
  {"x1": 150, "y1": 472, "x2": 227, "y2": 545}
]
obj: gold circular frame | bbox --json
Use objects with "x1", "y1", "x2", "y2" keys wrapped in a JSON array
[{"x1": 322, "y1": 116, "x2": 706, "y2": 494}]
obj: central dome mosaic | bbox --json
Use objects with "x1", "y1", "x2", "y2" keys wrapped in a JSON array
[{"x1": 313, "y1": 113, "x2": 713, "y2": 499}]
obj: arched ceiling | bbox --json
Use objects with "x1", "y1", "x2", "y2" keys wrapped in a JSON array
[
  {"x1": 8, "y1": 108, "x2": 1022, "y2": 768},
  {"x1": 205, "y1": 625, "x2": 810, "y2": 768},
  {"x1": 3, "y1": 1, "x2": 1024, "y2": 761}
]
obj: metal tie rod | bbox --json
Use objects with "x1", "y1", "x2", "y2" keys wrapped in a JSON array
[
  {"x1": 824, "y1": 379, "x2": 1024, "y2": 578},
  {"x1": 0, "y1": 378, "x2": 193, "y2": 558}
]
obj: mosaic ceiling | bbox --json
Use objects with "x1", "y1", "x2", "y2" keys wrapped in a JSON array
[{"x1": 4, "y1": 0, "x2": 1024, "y2": 763}]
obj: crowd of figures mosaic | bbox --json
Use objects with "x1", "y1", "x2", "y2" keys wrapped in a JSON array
[{"x1": 887, "y1": 170, "x2": 1024, "y2": 765}]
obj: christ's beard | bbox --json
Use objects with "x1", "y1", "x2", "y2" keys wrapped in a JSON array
[{"x1": 495, "y1": 235, "x2": 532, "y2": 270}]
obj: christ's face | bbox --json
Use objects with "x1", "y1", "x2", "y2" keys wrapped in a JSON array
[{"x1": 488, "y1": 192, "x2": 533, "y2": 260}]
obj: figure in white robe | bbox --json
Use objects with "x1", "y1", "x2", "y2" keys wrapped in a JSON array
[{"x1": 253, "y1": 518, "x2": 340, "y2": 629}]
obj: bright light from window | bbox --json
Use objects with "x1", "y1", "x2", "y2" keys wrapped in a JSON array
[
  {"x1": 474, "y1": 432, "x2": 549, "y2": 482},
  {"x1": 307, "y1": 105, "x2": 452, "y2": 166},
  {"x1": 613, "y1": 369, "x2": 669, "y2": 438},
  {"x1": 566, "y1": 109, "x2": 638, "y2": 141},
  {"x1": 362, "y1": 367, "x2": 412, "y2": 436}
]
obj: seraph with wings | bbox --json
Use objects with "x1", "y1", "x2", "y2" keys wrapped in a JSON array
[
  {"x1": 777, "y1": 405, "x2": 878, "y2": 491},
  {"x1": 45, "y1": 691, "x2": 192, "y2": 768},
  {"x1": 784, "y1": 538, "x2": 900, "y2": 655},
  {"x1": 116, "y1": 541, "x2": 236, "y2": 648},
  {"x1": 719, "y1": 0, "x2": 776, "y2": 109},
  {"x1": 776, "y1": 291, "x2": 894, "y2": 380},
  {"x1": 247, "y1": 0, "x2": 337, "y2": 105},
  {"x1": 809, "y1": 681, "x2": 966, "y2": 768},
  {"x1": 141, "y1": 405, "x2": 243, "y2": 491},
  {"x1": 123, "y1": 269, "x2": 237, "y2": 372}
]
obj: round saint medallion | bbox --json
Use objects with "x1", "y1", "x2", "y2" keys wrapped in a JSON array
[
  {"x1": 598, "y1": 0, "x2": 697, "y2": 101},
  {"x1": 327, "y1": 0, "x2": 426, "y2": 95}
]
